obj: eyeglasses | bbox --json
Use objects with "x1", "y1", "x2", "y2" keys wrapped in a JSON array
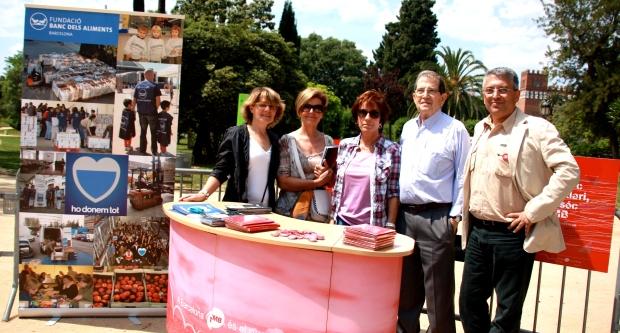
[
  {"x1": 414, "y1": 88, "x2": 440, "y2": 96},
  {"x1": 357, "y1": 109, "x2": 380, "y2": 119},
  {"x1": 302, "y1": 104, "x2": 325, "y2": 113},
  {"x1": 255, "y1": 103, "x2": 277, "y2": 110},
  {"x1": 483, "y1": 87, "x2": 515, "y2": 96}
]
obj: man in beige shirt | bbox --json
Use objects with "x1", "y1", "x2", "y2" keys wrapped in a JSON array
[{"x1": 459, "y1": 67, "x2": 580, "y2": 333}]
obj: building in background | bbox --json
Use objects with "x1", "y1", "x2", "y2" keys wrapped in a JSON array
[{"x1": 517, "y1": 69, "x2": 549, "y2": 117}]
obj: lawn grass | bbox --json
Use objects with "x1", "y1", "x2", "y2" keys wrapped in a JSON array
[
  {"x1": 176, "y1": 134, "x2": 193, "y2": 156},
  {"x1": 0, "y1": 134, "x2": 20, "y2": 174}
]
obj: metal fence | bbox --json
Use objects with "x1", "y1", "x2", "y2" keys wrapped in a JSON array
[
  {"x1": 0, "y1": 192, "x2": 17, "y2": 215},
  {"x1": 174, "y1": 167, "x2": 223, "y2": 199},
  {"x1": 613, "y1": 250, "x2": 620, "y2": 333}
]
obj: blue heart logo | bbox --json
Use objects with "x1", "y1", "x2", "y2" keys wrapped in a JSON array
[
  {"x1": 72, "y1": 156, "x2": 120, "y2": 203},
  {"x1": 137, "y1": 248, "x2": 147, "y2": 256}
]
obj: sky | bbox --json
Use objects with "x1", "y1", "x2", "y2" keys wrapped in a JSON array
[{"x1": 2, "y1": 0, "x2": 555, "y2": 76}]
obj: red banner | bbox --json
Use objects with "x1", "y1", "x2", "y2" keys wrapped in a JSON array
[{"x1": 536, "y1": 157, "x2": 620, "y2": 272}]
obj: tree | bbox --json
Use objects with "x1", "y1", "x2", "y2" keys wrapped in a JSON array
[
  {"x1": 538, "y1": 0, "x2": 620, "y2": 157},
  {"x1": 300, "y1": 33, "x2": 367, "y2": 107},
  {"x1": 552, "y1": 100, "x2": 611, "y2": 157},
  {"x1": 175, "y1": 0, "x2": 275, "y2": 30},
  {"x1": 374, "y1": 0, "x2": 440, "y2": 90},
  {"x1": 435, "y1": 46, "x2": 486, "y2": 120},
  {"x1": 363, "y1": 65, "x2": 407, "y2": 122},
  {"x1": 0, "y1": 52, "x2": 23, "y2": 129},
  {"x1": 278, "y1": 0, "x2": 300, "y2": 57},
  {"x1": 609, "y1": 98, "x2": 620, "y2": 136},
  {"x1": 176, "y1": 5, "x2": 304, "y2": 164},
  {"x1": 133, "y1": 0, "x2": 144, "y2": 12}
]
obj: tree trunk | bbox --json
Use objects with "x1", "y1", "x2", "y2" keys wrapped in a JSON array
[
  {"x1": 192, "y1": 120, "x2": 211, "y2": 165},
  {"x1": 158, "y1": 0, "x2": 166, "y2": 14},
  {"x1": 133, "y1": 0, "x2": 144, "y2": 12},
  {"x1": 609, "y1": 131, "x2": 619, "y2": 158}
]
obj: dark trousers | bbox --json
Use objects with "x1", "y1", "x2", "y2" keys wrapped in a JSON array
[
  {"x1": 138, "y1": 113, "x2": 158, "y2": 155},
  {"x1": 459, "y1": 218, "x2": 535, "y2": 333},
  {"x1": 397, "y1": 205, "x2": 456, "y2": 333}
]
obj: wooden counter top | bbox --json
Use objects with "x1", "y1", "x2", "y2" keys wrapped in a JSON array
[{"x1": 163, "y1": 202, "x2": 414, "y2": 257}]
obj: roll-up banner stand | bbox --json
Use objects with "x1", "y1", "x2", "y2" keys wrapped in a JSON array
[{"x1": 18, "y1": 4, "x2": 183, "y2": 317}]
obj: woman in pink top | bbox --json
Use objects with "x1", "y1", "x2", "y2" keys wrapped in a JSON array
[{"x1": 330, "y1": 90, "x2": 401, "y2": 228}]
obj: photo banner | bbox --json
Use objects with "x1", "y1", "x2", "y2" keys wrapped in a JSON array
[
  {"x1": 18, "y1": 4, "x2": 184, "y2": 316},
  {"x1": 536, "y1": 156, "x2": 620, "y2": 272}
]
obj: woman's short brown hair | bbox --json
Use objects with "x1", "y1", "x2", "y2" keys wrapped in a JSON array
[
  {"x1": 351, "y1": 90, "x2": 391, "y2": 129},
  {"x1": 295, "y1": 87, "x2": 328, "y2": 116},
  {"x1": 241, "y1": 87, "x2": 286, "y2": 128}
]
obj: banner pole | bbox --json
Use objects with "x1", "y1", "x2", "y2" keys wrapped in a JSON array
[{"x1": 2, "y1": 170, "x2": 20, "y2": 321}]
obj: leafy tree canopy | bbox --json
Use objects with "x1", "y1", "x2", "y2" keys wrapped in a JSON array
[
  {"x1": 300, "y1": 33, "x2": 367, "y2": 108},
  {"x1": 174, "y1": 0, "x2": 275, "y2": 30},
  {"x1": 177, "y1": 7, "x2": 304, "y2": 163},
  {"x1": 363, "y1": 65, "x2": 407, "y2": 121},
  {"x1": 374, "y1": 0, "x2": 440, "y2": 90},
  {"x1": 435, "y1": 46, "x2": 486, "y2": 120},
  {"x1": 538, "y1": 0, "x2": 620, "y2": 157},
  {"x1": 278, "y1": 0, "x2": 300, "y2": 57},
  {"x1": 0, "y1": 52, "x2": 23, "y2": 129}
]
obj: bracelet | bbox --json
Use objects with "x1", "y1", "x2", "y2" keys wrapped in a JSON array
[
  {"x1": 385, "y1": 222, "x2": 396, "y2": 229},
  {"x1": 198, "y1": 191, "x2": 210, "y2": 197}
]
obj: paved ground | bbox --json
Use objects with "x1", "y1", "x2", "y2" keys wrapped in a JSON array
[{"x1": 0, "y1": 172, "x2": 617, "y2": 332}]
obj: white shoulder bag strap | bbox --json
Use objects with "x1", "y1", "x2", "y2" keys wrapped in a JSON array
[{"x1": 289, "y1": 135, "x2": 306, "y2": 180}]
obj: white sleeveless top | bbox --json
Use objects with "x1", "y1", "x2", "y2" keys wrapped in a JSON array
[{"x1": 246, "y1": 137, "x2": 271, "y2": 205}]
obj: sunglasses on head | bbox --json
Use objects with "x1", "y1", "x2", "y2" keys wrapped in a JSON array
[
  {"x1": 357, "y1": 109, "x2": 380, "y2": 119},
  {"x1": 302, "y1": 104, "x2": 325, "y2": 113}
]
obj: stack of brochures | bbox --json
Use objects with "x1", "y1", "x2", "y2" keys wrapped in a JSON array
[
  {"x1": 171, "y1": 203, "x2": 225, "y2": 215},
  {"x1": 200, "y1": 213, "x2": 229, "y2": 227},
  {"x1": 225, "y1": 203, "x2": 272, "y2": 215},
  {"x1": 171, "y1": 203, "x2": 228, "y2": 227},
  {"x1": 224, "y1": 215, "x2": 280, "y2": 233},
  {"x1": 343, "y1": 224, "x2": 396, "y2": 250}
]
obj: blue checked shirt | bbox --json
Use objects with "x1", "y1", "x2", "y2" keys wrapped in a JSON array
[{"x1": 330, "y1": 135, "x2": 401, "y2": 226}]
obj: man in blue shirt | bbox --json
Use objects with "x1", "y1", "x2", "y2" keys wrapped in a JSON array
[
  {"x1": 133, "y1": 68, "x2": 162, "y2": 155},
  {"x1": 397, "y1": 70, "x2": 471, "y2": 333}
]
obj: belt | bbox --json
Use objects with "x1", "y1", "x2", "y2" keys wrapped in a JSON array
[
  {"x1": 401, "y1": 202, "x2": 451, "y2": 214},
  {"x1": 470, "y1": 214, "x2": 509, "y2": 229}
]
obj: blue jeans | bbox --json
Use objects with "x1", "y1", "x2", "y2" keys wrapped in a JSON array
[
  {"x1": 77, "y1": 126, "x2": 86, "y2": 147},
  {"x1": 138, "y1": 113, "x2": 158, "y2": 155},
  {"x1": 45, "y1": 120, "x2": 52, "y2": 140}
]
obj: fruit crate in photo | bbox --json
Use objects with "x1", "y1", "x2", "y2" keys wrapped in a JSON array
[
  {"x1": 92, "y1": 272, "x2": 114, "y2": 308},
  {"x1": 111, "y1": 269, "x2": 149, "y2": 308},
  {"x1": 143, "y1": 268, "x2": 168, "y2": 308}
]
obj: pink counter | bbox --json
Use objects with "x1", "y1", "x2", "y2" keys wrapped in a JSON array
[{"x1": 163, "y1": 202, "x2": 415, "y2": 333}]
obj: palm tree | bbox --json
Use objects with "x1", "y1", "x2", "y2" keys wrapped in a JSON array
[{"x1": 435, "y1": 46, "x2": 487, "y2": 120}]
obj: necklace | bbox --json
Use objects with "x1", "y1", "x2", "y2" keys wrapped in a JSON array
[{"x1": 358, "y1": 142, "x2": 375, "y2": 153}]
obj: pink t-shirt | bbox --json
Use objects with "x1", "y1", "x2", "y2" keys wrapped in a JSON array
[{"x1": 338, "y1": 151, "x2": 375, "y2": 225}]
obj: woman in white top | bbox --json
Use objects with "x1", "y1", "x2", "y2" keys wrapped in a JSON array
[
  {"x1": 275, "y1": 88, "x2": 334, "y2": 221},
  {"x1": 180, "y1": 87, "x2": 285, "y2": 208}
]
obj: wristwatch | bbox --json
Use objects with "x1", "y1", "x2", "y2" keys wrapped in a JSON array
[{"x1": 450, "y1": 215, "x2": 462, "y2": 223}]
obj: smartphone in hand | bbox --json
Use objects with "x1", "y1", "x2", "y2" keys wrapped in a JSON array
[{"x1": 321, "y1": 145, "x2": 338, "y2": 169}]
